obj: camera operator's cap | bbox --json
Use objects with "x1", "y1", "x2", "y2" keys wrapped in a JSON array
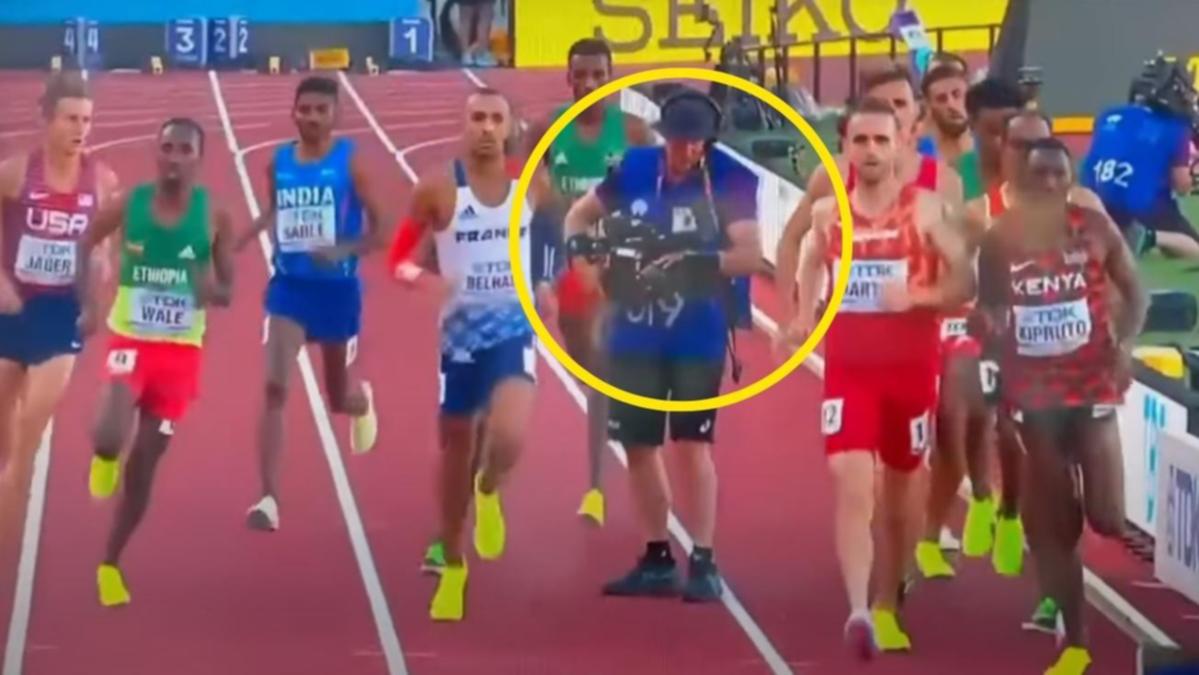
[{"x1": 656, "y1": 90, "x2": 722, "y2": 141}]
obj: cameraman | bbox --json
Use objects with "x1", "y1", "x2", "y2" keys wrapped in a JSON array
[
  {"x1": 563, "y1": 90, "x2": 762, "y2": 602},
  {"x1": 1082, "y1": 56, "x2": 1199, "y2": 259}
]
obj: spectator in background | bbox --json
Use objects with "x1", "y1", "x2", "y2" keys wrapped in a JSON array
[{"x1": 457, "y1": 0, "x2": 498, "y2": 67}]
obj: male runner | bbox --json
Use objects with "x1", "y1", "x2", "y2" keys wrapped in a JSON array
[
  {"x1": 0, "y1": 72, "x2": 117, "y2": 516},
  {"x1": 407, "y1": 87, "x2": 555, "y2": 621},
  {"x1": 918, "y1": 63, "x2": 973, "y2": 166},
  {"x1": 241, "y1": 76, "x2": 386, "y2": 532},
  {"x1": 913, "y1": 77, "x2": 1030, "y2": 578},
  {"x1": 777, "y1": 64, "x2": 963, "y2": 339},
  {"x1": 78, "y1": 118, "x2": 234, "y2": 606},
  {"x1": 525, "y1": 37, "x2": 652, "y2": 527},
  {"x1": 977, "y1": 137, "x2": 1146, "y2": 675},
  {"x1": 565, "y1": 90, "x2": 762, "y2": 603},
  {"x1": 792, "y1": 98, "x2": 972, "y2": 656}
]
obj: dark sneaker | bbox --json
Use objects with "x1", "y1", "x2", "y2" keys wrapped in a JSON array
[
  {"x1": 602, "y1": 557, "x2": 680, "y2": 597},
  {"x1": 682, "y1": 554, "x2": 723, "y2": 603}
]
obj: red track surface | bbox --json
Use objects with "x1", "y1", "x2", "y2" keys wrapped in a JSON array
[{"x1": 0, "y1": 67, "x2": 1194, "y2": 675}]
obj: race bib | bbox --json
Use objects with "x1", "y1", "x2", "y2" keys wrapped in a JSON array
[
  {"x1": 1012, "y1": 298, "x2": 1092, "y2": 357},
  {"x1": 14, "y1": 234, "x2": 75, "y2": 286},
  {"x1": 979, "y1": 360, "x2": 1000, "y2": 396},
  {"x1": 276, "y1": 206, "x2": 336, "y2": 253},
  {"x1": 941, "y1": 317, "x2": 968, "y2": 339},
  {"x1": 106, "y1": 348, "x2": 137, "y2": 375},
  {"x1": 130, "y1": 288, "x2": 195, "y2": 333},
  {"x1": 831, "y1": 259, "x2": 908, "y2": 313}
]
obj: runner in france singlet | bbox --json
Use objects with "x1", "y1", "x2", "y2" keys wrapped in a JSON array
[
  {"x1": 433, "y1": 161, "x2": 534, "y2": 355},
  {"x1": 822, "y1": 183, "x2": 942, "y2": 367},
  {"x1": 1, "y1": 150, "x2": 97, "y2": 297},
  {"x1": 1000, "y1": 207, "x2": 1117, "y2": 410},
  {"x1": 107, "y1": 184, "x2": 212, "y2": 346}
]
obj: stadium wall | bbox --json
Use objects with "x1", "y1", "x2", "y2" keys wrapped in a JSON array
[{"x1": 0, "y1": 0, "x2": 423, "y2": 23}]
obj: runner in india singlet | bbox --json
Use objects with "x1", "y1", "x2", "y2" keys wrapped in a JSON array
[
  {"x1": 107, "y1": 184, "x2": 211, "y2": 346},
  {"x1": 271, "y1": 138, "x2": 362, "y2": 280},
  {"x1": 433, "y1": 161, "x2": 534, "y2": 356},
  {"x1": 547, "y1": 103, "x2": 628, "y2": 200}
]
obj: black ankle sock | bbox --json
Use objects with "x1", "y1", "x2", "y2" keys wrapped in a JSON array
[
  {"x1": 645, "y1": 540, "x2": 673, "y2": 564},
  {"x1": 691, "y1": 546, "x2": 714, "y2": 565}
]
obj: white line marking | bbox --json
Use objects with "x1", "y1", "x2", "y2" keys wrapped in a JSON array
[
  {"x1": 337, "y1": 70, "x2": 795, "y2": 675},
  {"x1": 460, "y1": 69, "x2": 486, "y2": 89},
  {"x1": 748, "y1": 311, "x2": 1179, "y2": 648},
  {"x1": 207, "y1": 69, "x2": 409, "y2": 675},
  {"x1": 3, "y1": 423, "x2": 54, "y2": 675}
]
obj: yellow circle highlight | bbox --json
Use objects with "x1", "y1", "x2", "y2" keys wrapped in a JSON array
[{"x1": 509, "y1": 66, "x2": 853, "y2": 413}]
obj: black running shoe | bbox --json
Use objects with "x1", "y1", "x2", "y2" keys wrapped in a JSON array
[
  {"x1": 602, "y1": 557, "x2": 680, "y2": 597},
  {"x1": 682, "y1": 554, "x2": 723, "y2": 603}
]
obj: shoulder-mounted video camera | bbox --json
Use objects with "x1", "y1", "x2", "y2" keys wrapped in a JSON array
[
  {"x1": 1130, "y1": 53, "x2": 1199, "y2": 140},
  {"x1": 567, "y1": 206, "x2": 725, "y2": 306}
]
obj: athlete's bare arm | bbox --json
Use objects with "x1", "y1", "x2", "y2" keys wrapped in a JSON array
[
  {"x1": 92, "y1": 162, "x2": 121, "y2": 281},
  {"x1": 1092, "y1": 208, "x2": 1148, "y2": 345},
  {"x1": 347, "y1": 150, "x2": 388, "y2": 256},
  {"x1": 0, "y1": 157, "x2": 26, "y2": 311},
  {"x1": 1067, "y1": 186, "x2": 1109, "y2": 215},
  {"x1": 76, "y1": 193, "x2": 129, "y2": 333},
  {"x1": 200, "y1": 206, "x2": 236, "y2": 308},
  {"x1": 937, "y1": 162, "x2": 965, "y2": 208},
  {"x1": 776, "y1": 161, "x2": 841, "y2": 321},
  {"x1": 237, "y1": 156, "x2": 276, "y2": 252},
  {"x1": 408, "y1": 170, "x2": 455, "y2": 235},
  {"x1": 914, "y1": 191, "x2": 975, "y2": 309},
  {"x1": 563, "y1": 187, "x2": 607, "y2": 239},
  {"x1": 975, "y1": 224, "x2": 1008, "y2": 336},
  {"x1": 790, "y1": 196, "x2": 833, "y2": 339}
]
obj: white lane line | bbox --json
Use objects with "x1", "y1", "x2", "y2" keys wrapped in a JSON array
[
  {"x1": 206, "y1": 69, "x2": 410, "y2": 675},
  {"x1": 336, "y1": 70, "x2": 796, "y2": 675},
  {"x1": 2, "y1": 423, "x2": 54, "y2": 675}
]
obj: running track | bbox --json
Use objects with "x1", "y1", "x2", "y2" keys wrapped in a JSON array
[{"x1": 0, "y1": 67, "x2": 1195, "y2": 675}]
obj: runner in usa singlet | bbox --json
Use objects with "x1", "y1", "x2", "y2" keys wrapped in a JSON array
[
  {"x1": 999, "y1": 207, "x2": 1118, "y2": 412},
  {"x1": 0, "y1": 150, "x2": 98, "y2": 365}
]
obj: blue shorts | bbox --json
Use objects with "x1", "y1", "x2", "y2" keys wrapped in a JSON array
[
  {"x1": 0, "y1": 293, "x2": 83, "y2": 366},
  {"x1": 440, "y1": 334, "x2": 536, "y2": 416},
  {"x1": 265, "y1": 274, "x2": 361, "y2": 344}
]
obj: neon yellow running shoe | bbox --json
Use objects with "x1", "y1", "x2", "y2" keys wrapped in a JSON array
[
  {"x1": 97, "y1": 564, "x2": 130, "y2": 607},
  {"x1": 429, "y1": 562, "x2": 468, "y2": 621},
  {"x1": 915, "y1": 540, "x2": 955, "y2": 579},
  {"x1": 992, "y1": 515, "x2": 1026, "y2": 577},
  {"x1": 1045, "y1": 646, "x2": 1091, "y2": 675},
  {"x1": 350, "y1": 381, "x2": 377, "y2": 454},
  {"x1": 473, "y1": 473, "x2": 505, "y2": 560},
  {"x1": 962, "y1": 496, "x2": 996, "y2": 557},
  {"x1": 577, "y1": 488, "x2": 605, "y2": 526},
  {"x1": 89, "y1": 456, "x2": 120, "y2": 499},
  {"x1": 871, "y1": 608, "x2": 912, "y2": 651}
]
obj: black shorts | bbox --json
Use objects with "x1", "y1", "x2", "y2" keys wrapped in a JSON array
[
  {"x1": 1010, "y1": 404, "x2": 1118, "y2": 456},
  {"x1": 607, "y1": 355, "x2": 724, "y2": 448}
]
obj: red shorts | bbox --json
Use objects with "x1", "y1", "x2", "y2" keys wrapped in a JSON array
[
  {"x1": 822, "y1": 360, "x2": 939, "y2": 473},
  {"x1": 104, "y1": 336, "x2": 203, "y2": 421},
  {"x1": 556, "y1": 268, "x2": 602, "y2": 317},
  {"x1": 940, "y1": 316, "x2": 982, "y2": 361}
]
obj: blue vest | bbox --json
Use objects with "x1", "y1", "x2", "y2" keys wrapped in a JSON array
[
  {"x1": 1082, "y1": 104, "x2": 1189, "y2": 215},
  {"x1": 271, "y1": 138, "x2": 364, "y2": 280},
  {"x1": 604, "y1": 147, "x2": 757, "y2": 361}
]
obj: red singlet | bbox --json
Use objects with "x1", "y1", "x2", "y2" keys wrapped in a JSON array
[
  {"x1": 998, "y1": 206, "x2": 1119, "y2": 411},
  {"x1": 820, "y1": 183, "x2": 943, "y2": 472},
  {"x1": 1, "y1": 150, "x2": 97, "y2": 298}
]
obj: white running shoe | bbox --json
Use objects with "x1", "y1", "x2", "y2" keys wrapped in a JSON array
[
  {"x1": 939, "y1": 526, "x2": 962, "y2": 551},
  {"x1": 246, "y1": 496, "x2": 280, "y2": 532}
]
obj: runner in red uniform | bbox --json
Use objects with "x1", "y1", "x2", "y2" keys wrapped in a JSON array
[
  {"x1": 977, "y1": 137, "x2": 1146, "y2": 675},
  {"x1": 777, "y1": 63, "x2": 962, "y2": 354},
  {"x1": 791, "y1": 98, "x2": 973, "y2": 658},
  {"x1": 0, "y1": 73, "x2": 118, "y2": 524}
]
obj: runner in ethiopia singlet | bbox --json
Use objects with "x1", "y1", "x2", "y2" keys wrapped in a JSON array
[
  {"x1": 105, "y1": 183, "x2": 211, "y2": 421},
  {"x1": 822, "y1": 182, "x2": 943, "y2": 471},
  {"x1": 0, "y1": 150, "x2": 97, "y2": 364},
  {"x1": 433, "y1": 159, "x2": 536, "y2": 414},
  {"x1": 549, "y1": 102, "x2": 627, "y2": 317}
]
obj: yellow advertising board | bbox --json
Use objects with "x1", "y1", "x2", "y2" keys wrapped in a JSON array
[{"x1": 515, "y1": 0, "x2": 1009, "y2": 67}]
